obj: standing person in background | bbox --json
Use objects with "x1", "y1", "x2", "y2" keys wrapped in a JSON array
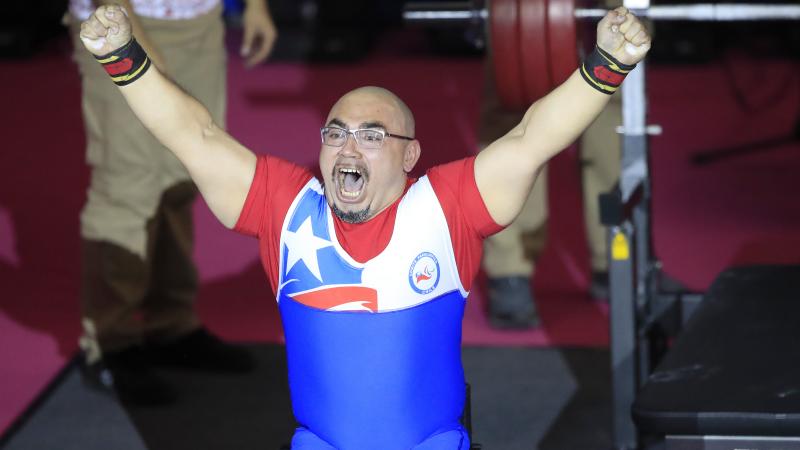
[
  {"x1": 480, "y1": 70, "x2": 621, "y2": 329},
  {"x1": 66, "y1": 0, "x2": 277, "y2": 404},
  {"x1": 481, "y1": 0, "x2": 626, "y2": 329}
]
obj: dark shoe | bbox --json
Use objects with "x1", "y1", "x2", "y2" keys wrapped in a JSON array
[
  {"x1": 79, "y1": 347, "x2": 178, "y2": 406},
  {"x1": 487, "y1": 276, "x2": 540, "y2": 329},
  {"x1": 589, "y1": 271, "x2": 609, "y2": 301},
  {"x1": 146, "y1": 328, "x2": 256, "y2": 373}
]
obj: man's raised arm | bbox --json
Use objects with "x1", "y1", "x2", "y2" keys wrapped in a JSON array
[
  {"x1": 79, "y1": 5, "x2": 256, "y2": 228},
  {"x1": 474, "y1": 7, "x2": 651, "y2": 226}
]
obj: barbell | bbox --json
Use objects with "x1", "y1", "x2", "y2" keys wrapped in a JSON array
[{"x1": 404, "y1": 0, "x2": 800, "y2": 109}]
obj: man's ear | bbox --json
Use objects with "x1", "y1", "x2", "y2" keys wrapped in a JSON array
[{"x1": 402, "y1": 140, "x2": 421, "y2": 173}]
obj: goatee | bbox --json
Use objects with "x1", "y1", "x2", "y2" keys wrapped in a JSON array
[{"x1": 332, "y1": 203, "x2": 371, "y2": 224}]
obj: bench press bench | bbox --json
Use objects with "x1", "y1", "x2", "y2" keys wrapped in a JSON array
[{"x1": 632, "y1": 264, "x2": 800, "y2": 449}]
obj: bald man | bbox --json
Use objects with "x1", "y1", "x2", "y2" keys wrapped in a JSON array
[{"x1": 78, "y1": 5, "x2": 651, "y2": 448}]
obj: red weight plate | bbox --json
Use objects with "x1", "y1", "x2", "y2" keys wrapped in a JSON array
[
  {"x1": 547, "y1": 0, "x2": 579, "y2": 88},
  {"x1": 490, "y1": 0, "x2": 526, "y2": 110},
  {"x1": 519, "y1": 0, "x2": 552, "y2": 104}
]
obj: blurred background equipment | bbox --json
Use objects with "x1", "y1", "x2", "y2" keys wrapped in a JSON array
[
  {"x1": 0, "y1": 0, "x2": 66, "y2": 58},
  {"x1": 403, "y1": 0, "x2": 800, "y2": 109}
]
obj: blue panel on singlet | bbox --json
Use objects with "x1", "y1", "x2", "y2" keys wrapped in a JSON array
[
  {"x1": 287, "y1": 188, "x2": 331, "y2": 241},
  {"x1": 279, "y1": 291, "x2": 467, "y2": 450},
  {"x1": 280, "y1": 187, "x2": 363, "y2": 296}
]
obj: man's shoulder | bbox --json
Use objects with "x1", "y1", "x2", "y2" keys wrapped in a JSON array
[
  {"x1": 424, "y1": 156, "x2": 477, "y2": 191},
  {"x1": 426, "y1": 156, "x2": 476, "y2": 177},
  {"x1": 250, "y1": 154, "x2": 316, "y2": 204},
  {"x1": 258, "y1": 154, "x2": 314, "y2": 179}
]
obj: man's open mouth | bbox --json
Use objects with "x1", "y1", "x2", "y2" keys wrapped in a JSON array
[{"x1": 336, "y1": 166, "x2": 367, "y2": 199}]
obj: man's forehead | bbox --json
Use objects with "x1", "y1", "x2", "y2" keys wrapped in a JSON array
[
  {"x1": 327, "y1": 117, "x2": 388, "y2": 129},
  {"x1": 329, "y1": 91, "x2": 400, "y2": 119}
]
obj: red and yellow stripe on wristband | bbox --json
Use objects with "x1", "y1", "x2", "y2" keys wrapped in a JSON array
[
  {"x1": 94, "y1": 38, "x2": 151, "y2": 86},
  {"x1": 580, "y1": 46, "x2": 636, "y2": 94}
]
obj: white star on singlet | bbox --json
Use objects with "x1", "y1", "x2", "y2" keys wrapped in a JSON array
[{"x1": 283, "y1": 217, "x2": 333, "y2": 282}]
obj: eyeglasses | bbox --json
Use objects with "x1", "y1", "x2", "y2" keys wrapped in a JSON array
[{"x1": 320, "y1": 126, "x2": 414, "y2": 150}]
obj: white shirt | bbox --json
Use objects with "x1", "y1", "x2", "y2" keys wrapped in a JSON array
[{"x1": 69, "y1": 0, "x2": 219, "y2": 21}]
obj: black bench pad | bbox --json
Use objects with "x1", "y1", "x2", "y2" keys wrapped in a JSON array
[{"x1": 632, "y1": 265, "x2": 800, "y2": 436}]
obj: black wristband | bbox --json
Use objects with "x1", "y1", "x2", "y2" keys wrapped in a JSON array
[
  {"x1": 580, "y1": 46, "x2": 636, "y2": 94},
  {"x1": 94, "y1": 38, "x2": 151, "y2": 86}
]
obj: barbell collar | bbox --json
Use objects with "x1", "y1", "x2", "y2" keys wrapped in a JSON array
[{"x1": 615, "y1": 125, "x2": 663, "y2": 136}]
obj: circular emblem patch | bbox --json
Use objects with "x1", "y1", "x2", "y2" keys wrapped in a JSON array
[{"x1": 408, "y1": 252, "x2": 440, "y2": 294}]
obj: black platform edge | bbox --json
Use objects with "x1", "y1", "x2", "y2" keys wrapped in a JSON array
[
  {"x1": 631, "y1": 408, "x2": 800, "y2": 437},
  {"x1": 632, "y1": 264, "x2": 800, "y2": 436},
  {"x1": 0, "y1": 352, "x2": 81, "y2": 447}
]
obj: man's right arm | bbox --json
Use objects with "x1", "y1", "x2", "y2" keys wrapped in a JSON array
[{"x1": 79, "y1": 5, "x2": 256, "y2": 228}]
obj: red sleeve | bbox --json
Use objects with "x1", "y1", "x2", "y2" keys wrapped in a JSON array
[
  {"x1": 426, "y1": 156, "x2": 503, "y2": 291},
  {"x1": 234, "y1": 155, "x2": 313, "y2": 293}
]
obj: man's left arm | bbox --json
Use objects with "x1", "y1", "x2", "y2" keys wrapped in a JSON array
[{"x1": 474, "y1": 7, "x2": 651, "y2": 226}]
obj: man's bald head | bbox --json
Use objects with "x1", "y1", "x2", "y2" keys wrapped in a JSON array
[{"x1": 329, "y1": 86, "x2": 415, "y2": 137}]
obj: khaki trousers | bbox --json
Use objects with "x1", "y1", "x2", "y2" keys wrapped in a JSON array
[
  {"x1": 480, "y1": 65, "x2": 622, "y2": 278},
  {"x1": 79, "y1": 182, "x2": 202, "y2": 355},
  {"x1": 68, "y1": 7, "x2": 226, "y2": 356}
]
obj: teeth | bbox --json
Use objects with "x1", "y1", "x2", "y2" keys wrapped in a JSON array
[
  {"x1": 340, "y1": 188, "x2": 361, "y2": 198},
  {"x1": 336, "y1": 166, "x2": 364, "y2": 199}
]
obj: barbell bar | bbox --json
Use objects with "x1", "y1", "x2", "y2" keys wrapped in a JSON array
[
  {"x1": 576, "y1": 4, "x2": 800, "y2": 20},
  {"x1": 404, "y1": 0, "x2": 800, "y2": 109},
  {"x1": 406, "y1": 3, "x2": 800, "y2": 22}
]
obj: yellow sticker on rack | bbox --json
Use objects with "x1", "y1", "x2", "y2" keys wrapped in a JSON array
[{"x1": 612, "y1": 232, "x2": 630, "y2": 261}]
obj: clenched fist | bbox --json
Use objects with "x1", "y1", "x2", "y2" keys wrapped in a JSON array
[
  {"x1": 596, "y1": 7, "x2": 652, "y2": 66},
  {"x1": 79, "y1": 5, "x2": 132, "y2": 57}
]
